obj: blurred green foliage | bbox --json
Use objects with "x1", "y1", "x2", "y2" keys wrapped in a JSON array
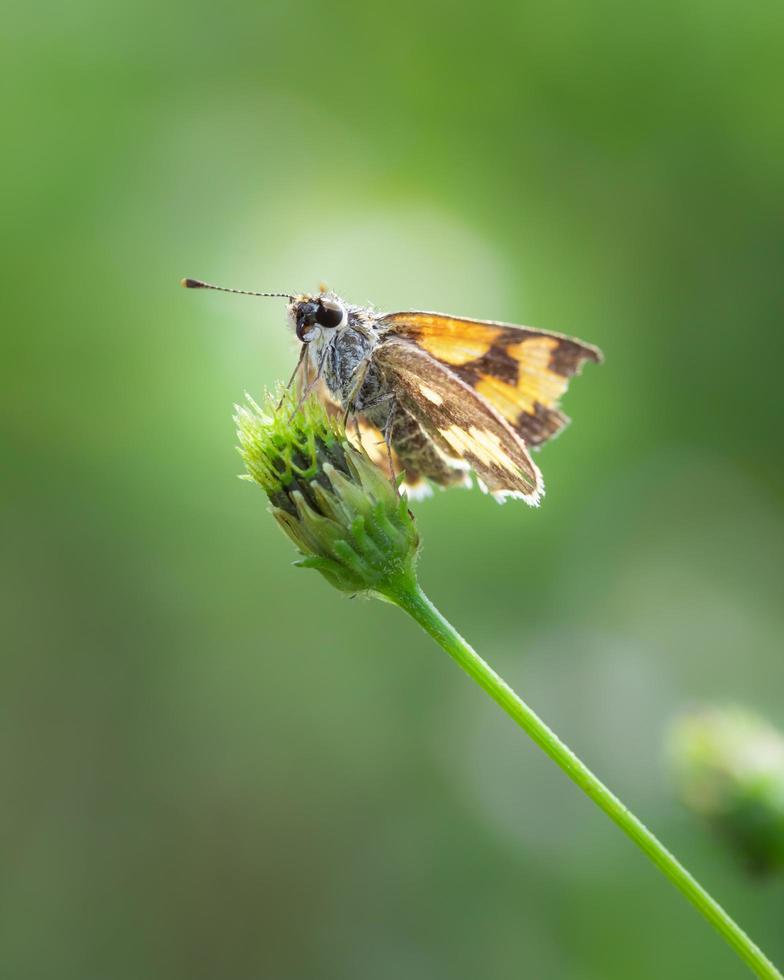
[
  {"x1": 2, "y1": 1, "x2": 783, "y2": 977},
  {"x1": 669, "y1": 706, "x2": 784, "y2": 876}
]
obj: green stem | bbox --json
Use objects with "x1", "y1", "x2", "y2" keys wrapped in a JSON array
[{"x1": 388, "y1": 581, "x2": 782, "y2": 980}]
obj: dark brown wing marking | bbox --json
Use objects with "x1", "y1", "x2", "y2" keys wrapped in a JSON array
[{"x1": 379, "y1": 311, "x2": 601, "y2": 447}]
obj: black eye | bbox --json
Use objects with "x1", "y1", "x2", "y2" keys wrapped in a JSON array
[{"x1": 315, "y1": 298, "x2": 345, "y2": 329}]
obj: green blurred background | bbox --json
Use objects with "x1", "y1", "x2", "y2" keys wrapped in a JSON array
[{"x1": 3, "y1": 1, "x2": 783, "y2": 977}]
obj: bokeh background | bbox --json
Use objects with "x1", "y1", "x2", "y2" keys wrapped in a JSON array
[{"x1": 3, "y1": 1, "x2": 783, "y2": 977}]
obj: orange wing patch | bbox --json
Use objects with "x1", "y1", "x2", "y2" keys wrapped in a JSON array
[
  {"x1": 380, "y1": 312, "x2": 501, "y2": 366},
  {"x1": 379, "y1": 311, "x2": 601, "y2": 448},
  {"x1": 475, "y1": 336, "x2": 569, "y2": 415}
]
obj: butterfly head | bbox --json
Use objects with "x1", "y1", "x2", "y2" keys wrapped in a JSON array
[{"x1": 289, "y1": 292, "x2": 349, "y2": 343}]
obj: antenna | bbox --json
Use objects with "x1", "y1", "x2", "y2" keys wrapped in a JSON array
[{"x1": 181, "y1": 278, "x2": 293, "y2": 300}]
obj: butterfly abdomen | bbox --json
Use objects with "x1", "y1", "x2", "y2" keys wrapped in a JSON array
[{"x1": 365, "y1": 402, "x2": 469, "y2": 490}]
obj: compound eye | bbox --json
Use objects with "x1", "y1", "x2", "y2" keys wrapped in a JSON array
[{"x1": 315, "y1": 297, "x2": 345, "y2": 329}]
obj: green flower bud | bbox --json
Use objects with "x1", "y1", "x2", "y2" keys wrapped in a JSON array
[
  {"x1": 234, "y1": 388, "x2": 420, "y2": 599},
  {"x1": 668, "y1": 706, "x2": 784, "y2": 874}
]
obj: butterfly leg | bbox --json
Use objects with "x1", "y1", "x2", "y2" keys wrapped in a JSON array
[
  {"x1": 337, "y1": 355, "x2": 400, "y2": 490},
  {"x1": 381, "y1": 399, "x2": 401, "y2": 494},
  {"x1": 348, "y1": 390, "x2": 398, "y2": 489},
  {"x1": 289, "y1": 344, "x2": 330, "y2": 418},
  {"x1": 352, "y1": 416, "x2": 365, "y2": 450},
  {"x1": 342, "y1": 358, "x2": 372, "y2": 428},
  {"x1": 276, "y1": 344, "x2": 307, "y2": 409}
]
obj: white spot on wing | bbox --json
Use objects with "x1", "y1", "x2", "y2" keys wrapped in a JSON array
[
  {"x1": 418, "y1": 384, "x2": 444, "y2": 405},
  {"x1": 438, "y1": 425, "x2": 519, "y2": 475},
  {"x1": 438, "y1": 425, "x2": 543, "y2": 505}
]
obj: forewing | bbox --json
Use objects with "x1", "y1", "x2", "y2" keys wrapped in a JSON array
[
  {"x1": 378, "y1": 311, "x2": 601, "y2": 447},
  {"x1": 374, "y1": 339, "x2": 543, "y2": 503}
]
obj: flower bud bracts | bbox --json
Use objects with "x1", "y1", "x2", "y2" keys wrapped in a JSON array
[{"x1": 235, "y1": 389, "x2": 420, "y2": 598}]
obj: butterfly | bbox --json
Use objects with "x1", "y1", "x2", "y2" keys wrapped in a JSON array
[{"x1": 182, "y1": 278, "x2": 602, "y2": 504}]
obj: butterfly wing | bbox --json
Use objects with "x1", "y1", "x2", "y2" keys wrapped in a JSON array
[
  {"x1": 374, "y1": 338, "x2": 543, "y2": 503},
  {"x1": 378, "y1": 311, "x2": 601, "y2": 447}
]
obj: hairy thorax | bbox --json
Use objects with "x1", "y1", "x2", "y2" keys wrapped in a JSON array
[{"x1": 318, "y1": 316, "x2": 385, "y2": 411}]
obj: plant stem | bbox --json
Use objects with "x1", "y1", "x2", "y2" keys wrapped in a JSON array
[{"x1": 388, "y1": 581, "x2": 782, "y2": 980}]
